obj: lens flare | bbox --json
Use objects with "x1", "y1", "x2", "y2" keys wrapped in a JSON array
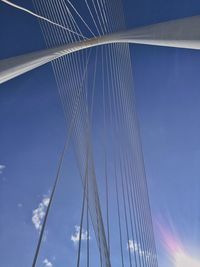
[
  {"x1": 174, "y1": 251, "x2": 200, "y2": 267},
  {"x1": 156, "y1": 220, "x2": 200, "y2": 267}
]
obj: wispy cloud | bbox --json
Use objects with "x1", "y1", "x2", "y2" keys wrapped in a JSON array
[
  {"x1": 43, "y1": 258, "x2": 53, "y2": 267},
  {"x1": 71, "y1": 225, "x2": 90, "y2": 245},
  {"x1": 127, "y1": 240, "x2": 152, "y2": 259},
  {"x1": 0, "y1": 164, "x2": 5, "y2": 174},
  {"x1": 32, "y1": 196, "x2": 50, "y2": 231}
]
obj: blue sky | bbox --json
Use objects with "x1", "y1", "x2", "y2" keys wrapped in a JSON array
[{"x1": 1, "y1": 0, "x2": 200, "y2": 267}]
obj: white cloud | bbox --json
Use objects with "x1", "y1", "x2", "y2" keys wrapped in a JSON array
[
  {"x1": 43, "y1": 258, "x2": 53, "y2": 267},
  {"x1": 0, "y1": 165, "x2": 5, "y2": 174},
  {"x1": 127, "y1": 240, "x2": 139, "y2": 253},
  {"x1": 17, "y1": 203, "x2": 23, "y2": 208},
  {"x1": 71, "y1": 225, "x2": 90, "y2": 245},
  {"x1": 42, "y1": 230, "x2": 48, "y2": 242},
  {"x1": 32, "y1": 196, "x2": 50, "y2": 231},
  {"x1": 127, "y1": 240, "x2": 151, "y2": 259}
]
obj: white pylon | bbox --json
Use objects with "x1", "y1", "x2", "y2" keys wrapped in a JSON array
[{"x1": 1, "y1": 15, "x2": 200, "y2": 84}]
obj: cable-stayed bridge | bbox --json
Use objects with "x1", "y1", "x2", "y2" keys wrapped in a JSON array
[{"x1": 1, "y1": 0, "x2": 200, "y2": 267}]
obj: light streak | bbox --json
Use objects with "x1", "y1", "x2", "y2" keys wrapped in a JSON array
[{"x1": 157, "y1": 221, "x2": 200, "y2": 267}]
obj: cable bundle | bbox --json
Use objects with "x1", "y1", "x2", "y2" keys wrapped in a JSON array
[{"x1": 30, "y1": 0, "x2": 158, "y2": 266}]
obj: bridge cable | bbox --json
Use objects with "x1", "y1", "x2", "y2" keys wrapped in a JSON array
[{"x1": 1, "y1": 0, "x2": 87, "y2": 38}]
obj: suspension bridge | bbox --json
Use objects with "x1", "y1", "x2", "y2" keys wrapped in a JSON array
[{"x1": 1, "y1": 0, "x2": 200, "y2": 266}]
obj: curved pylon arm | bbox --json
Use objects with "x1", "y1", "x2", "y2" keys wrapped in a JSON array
[{"x1": 1, "y1": 15, "x2": 200, "y2": 84}]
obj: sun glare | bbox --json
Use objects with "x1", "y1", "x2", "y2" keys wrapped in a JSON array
[
  {"x1": 174, "y1": 251, "x2": 200, "y2": 267},
  {"x1": 156, "y1": 220, "x2": 200, "y2": 267}
]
